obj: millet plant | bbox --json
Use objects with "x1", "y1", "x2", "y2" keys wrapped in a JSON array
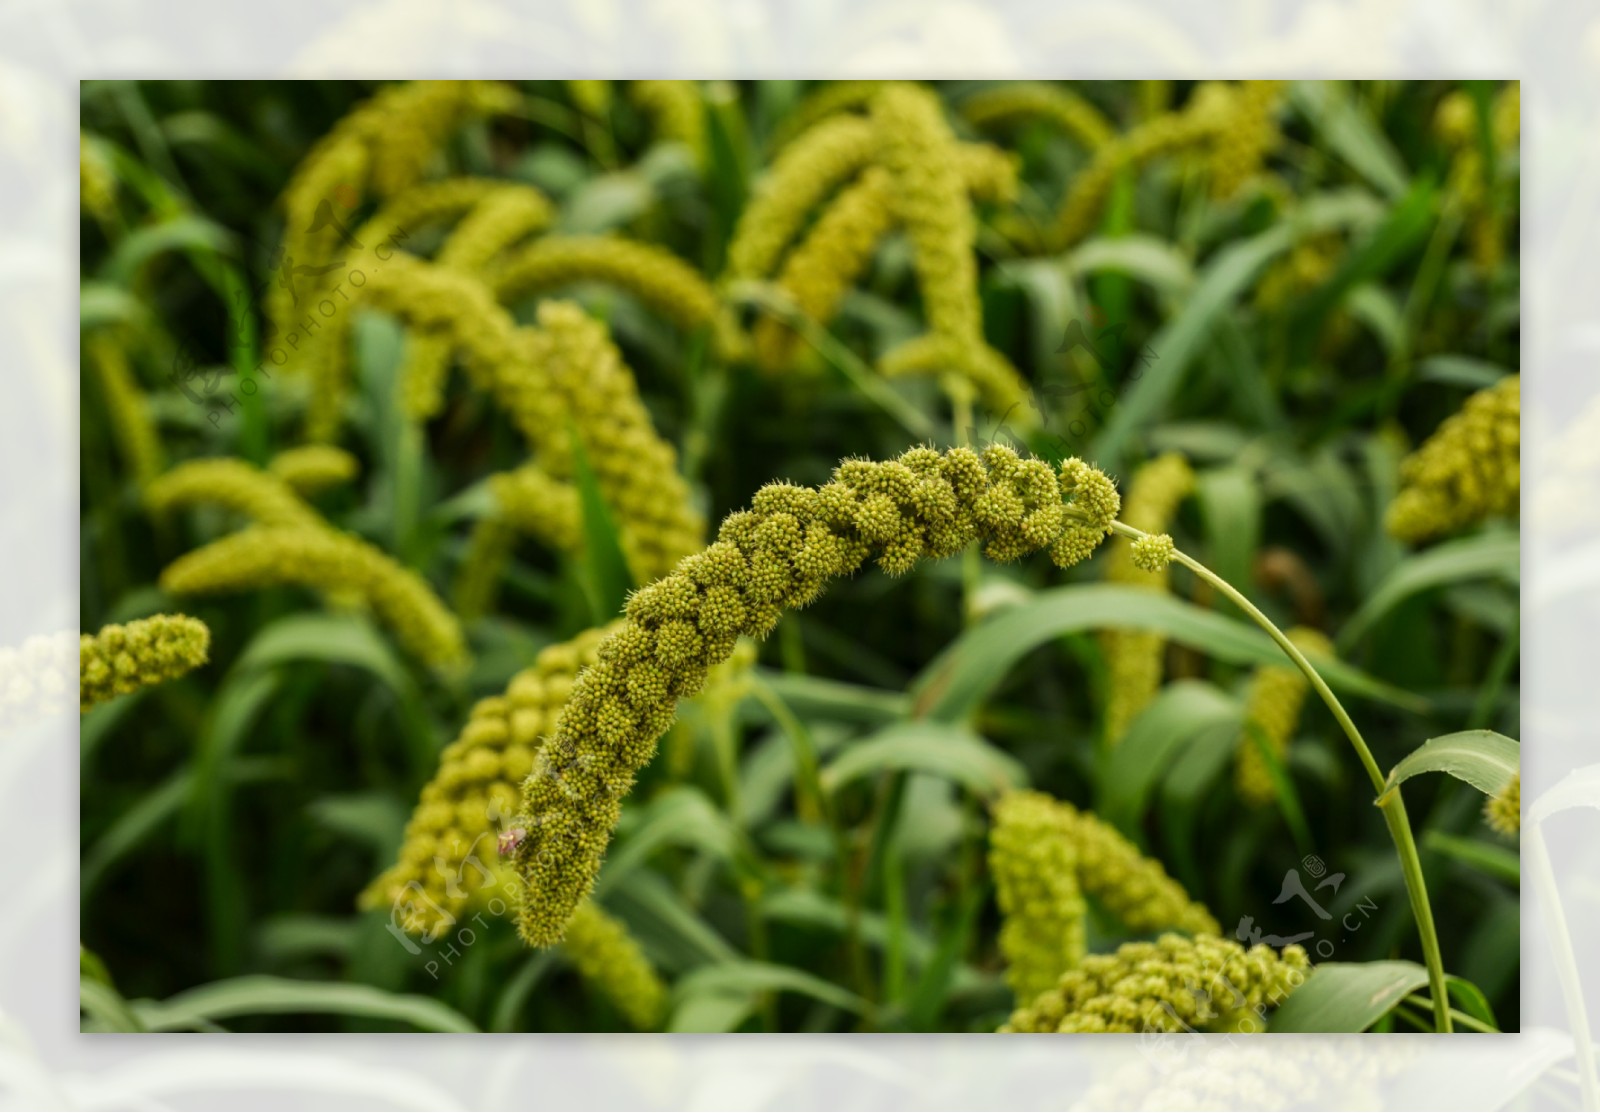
[{"x1": 78, "y1": 78, "x2": 1520, "y2": 1035}]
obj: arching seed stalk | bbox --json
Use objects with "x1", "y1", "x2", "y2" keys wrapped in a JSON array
[{"x1": 1108, "y1": 519, "x2": 1452, "y2": 1032}]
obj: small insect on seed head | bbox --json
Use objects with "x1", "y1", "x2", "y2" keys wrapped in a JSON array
[{"x1": 498, "y1": 826, "x2": 528, "y2": 858}]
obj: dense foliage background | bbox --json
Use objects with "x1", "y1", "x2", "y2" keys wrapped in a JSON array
[{"x1": 79, "y1": 79, "x2": 1519, "y2": 1033}]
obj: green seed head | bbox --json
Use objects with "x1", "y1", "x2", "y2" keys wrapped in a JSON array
[
  {"x1": 1484, "y1": 773, "x2": 1520, "y2": 837},
  {"x1": 1001, "y1": 932, "x2": 1310, "y2": 1033},
  {"x1": 558, "y1": 900, "x2": 668, "y2": 1030},
  {"x1": 80, "y1": 614, "x2": 210, "y2": 713},
  {"x1": 1130, "y1": 532, "x2": 1176, "y2": 573},
  {"x1": 512, "y1": 446, "x2": 1125, "y2": 948},
  {"x1": 1387, "y1": 375, "x2": 1520, "y2": 544},
  {"x1": 990, "y1": 792, "x2": 1088, "y2": 1003}
]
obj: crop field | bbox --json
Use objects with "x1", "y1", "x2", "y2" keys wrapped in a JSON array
[{"x1": 77, "y1": 79, "x2": 1520, "y2": 1035}]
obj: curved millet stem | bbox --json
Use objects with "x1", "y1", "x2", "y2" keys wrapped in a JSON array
[{"x1": 1109, "y1": 520, "x2": 1453, "y2": 1033}]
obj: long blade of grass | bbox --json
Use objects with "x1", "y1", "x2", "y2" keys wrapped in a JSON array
[
  {"x1": 132, "y1": 975, "x2": 478, "y2": 1033},
  {"x1": 1268, "y1": 960, "x2": 1430, "y2": 1032},
  {"x1": 1092, "y1": 190, "x2": 1385, "y2": 469},
  {"x1": 911, "y1": 583, "x2": 1423, "y2": 723},
  {"x1": 1377, "y1": 729, "x2": 1519, "y2": 805},
  {"x1": 1097, "y1": 680, "x2": 1240, "y2": 833},
  {"x1": 1339, "y1": 530, "x2": 1520, "y2": 649},
  {"x1": 819, "y1": 720, "x2": 1027, "y2": 801}
]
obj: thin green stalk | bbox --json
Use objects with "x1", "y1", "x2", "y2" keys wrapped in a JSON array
[
  {"x1": 748, "y1": 677, "x2": 831, "y2": 829},
  {"x1": 1467, "y1": 625, "x2": 1520, "y2": 731},
  {"x1": 1404, "y1": 994, "x2": 1500, "y2": 1034},
  {"x1": 711, "y1": 703, "x2": 742, "y2": 823},
  {"x1": 1109, "y1": 519, "x2": 1453, "y2": 1032},
  {"x1": 883, "y1": 825, "x2": 907, "y2": 1007},
  {"x1": 743, "y1": 878, "x2": 778, "y2": 1032},
  {"x1": 724, "y1": 282, "x2": 937, "y2": 440},
  {"x1": 748, "y1": 677, "x2": 866, "y2": 1006}
]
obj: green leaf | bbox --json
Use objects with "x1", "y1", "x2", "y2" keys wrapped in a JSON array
[
  {"x1": 305, "y1": 792, "x2": 408, "y2": 860},
  {"x1": 745, "y1": 676, "x2": 831, "y2": 827},
  {"x1": 185, "y1": 669, "x2": 282, "y2": 974},
  {"x1": 570, "y1": 427, "x2": 634, "y2": 624},
  {"x1": 1092, "y1": 190, "x2": 1383, "y2": 469},
  {"x1": 1242, "y1": 719, "x2": 1315, "y2": 853},
  {"x1": 1263, "y1": 449, "x2": 1366, "y2": 559},
  {"x1": 993, "y1": 257, "x2": 1078, "y2": 376},
  {"x1": 1424, "y1": 831, "x2": 1519, "y2": 885},
  {"x1": 81, "y1": 758, "x2": 280, "y2": 898},
  {"x1": 670, "y1": 961, "x2": 866, "y2": 1018},
  {"x1": 558, "y1": 172, "x2": 655, "y2": 235},
  {"x1": 1067, "y1": 235, "x2": 1195, "y2": 298},
  {"x1": 1418, "y1": 354, "x2": 1511, "y2": 390},
  {"x1": 724, "y1": 281, "x2": 937, "y2": 440},
  {"x1": 81, "y1": 978, "x2": 147, "y2": 1033},
  {"x1": 1289, "y1": 179, "x2": 1436, "y2": 368},
  {"x1": 667, "y1": 991, "x2": 760, "y2": 1034},
  {"x1": 1197, "y1": 465, "x2": 1261, "y2": 597},
  {"x1": 99, "y1": 214, "x2": 239, "y2": 287},
  {"x1": 911, "y1": 583, "x2": 1423, "y2": 722},
  {"x1": 233, "y1": 613, "x2": 412, "y2": 695},
  {"x1": 703, "y1": 85, "x2": 751, "y2": 274},
  {"x1": 819, "y1": 720, "x2": 1027, "y2": 801},
  {"x1": 596, "y1": 787, "x2": 757, "y2": 893},
  {"x1": 1157, "y1": 720, "x2": 1240, "y2": 888},
  {"x1": 489, "y1": 952, "x2": 560, "y2": 1032},
  {"x1": 80, "y1": 283, "x2": 148, "y2": 332},
  {"x1": 132, "y1": 975, "x2": 477, "y2": 1033},
  {"x1": 255, "y1": 915, "x2": 363, "y2": 965},
  {"x1": 1099, "y1": 681, "x2": 1240, "y2": 832},
  {"x1": 80, "y1": 944, "x2": 114, "y2": 988},
  {"x1": 1289, "y1": 81, "x2": 1410, "y2": 200},
  {"x1": 183, "y1": 670, "x2": 280, "y2": 838},
  {"x1": 752, "y1": 669, "x2": 910, "y2": 725},
  {"x1": 607, "y1": 869, "x2": 741, "y2": 969},
  {"x1": 1346, "y1": 284, "x2": 1407, "y2": 358},
  {"x1": 759, "y1": 888, "x2": 936, "y2": 970},
  {"x1": 80, "y1": 686, "x2": 148, "y2": 767},
  {"x1": 1444, "y1": 974, "x2": 1500, "y2": 1030},
  {"x1": 1338, "y1": 530, "x2": 1520, "y2": 648},
  {"x1": 1269, "y1": 960, "x2": 1430, "y2": 1032},
  {"x1": 1377, "y1": 730, "x2": 1519, "y2": 805}
]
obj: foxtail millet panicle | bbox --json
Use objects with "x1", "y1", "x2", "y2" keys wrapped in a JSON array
[
  {"x1": 557, "y1": 899, "x2": 668, "y2": 1030},
  {"x1": 160, "y1": 526, "x2": 467, "y2": 671},
  {"x1": 510, "y1": 445, "x2": 1122, "y2": 947},
  {"x1": 990, "y1": 790, "x2": 1089, "y2": 1003},
  {"x1": 960, "y1": 82, "x2": 1114, "y2": 151},
  {"x1": 1000, "y1": 790, "x2": 1219, "y2": 939},
  {"x1": 268, "y1": 445, "x2": 360, "y2": 496},
  {"x1": 1000, "y1": 932, "x2": 1309, "y2": 1033},
  {"x1": 86, "y1": 333, "x2": 163, "y2": 489},
  {"x1": 80, "y1": 614, "x2": 210, "y2": 713},
  {"x1": 145, "y1": 457, "x2": 324, "y2": 531},
  {"x1": 1386, "y1": 375, "x2": 1520, "y2": 544},
  {"x1": 1484, "y1": 773, "x2": 1520, "y2": 837}
]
